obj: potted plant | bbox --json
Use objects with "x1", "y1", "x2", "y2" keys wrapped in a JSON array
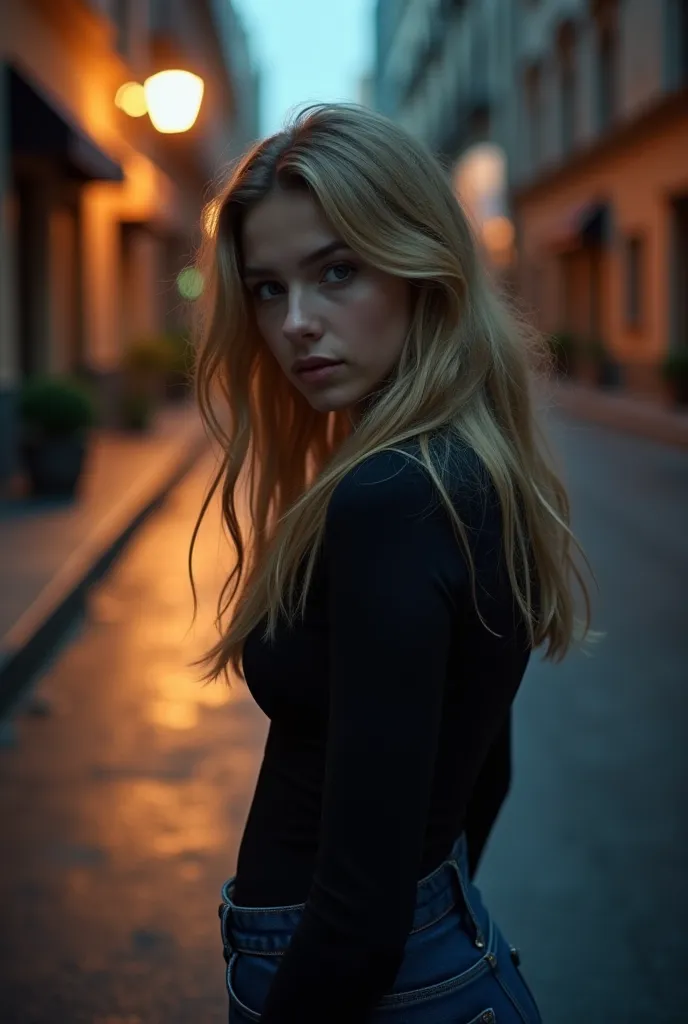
[
  {"x1": 20, "y1": 375, "x2": 96, "y2": 497},
  {"x1": 120, "y1": 390, "x2": 154, "y2": 432},
  {"x1": 661, "y1": 348, "x2": 688, "y2": 406},
  {"x1": 123, "y1": 335, "x2": 173, "y2": 393},
  {"x1": 547, "y1": 332, "x2": 575, "y2": 377},
  {"x1": 120, "y1": 335, "x2": 172, "y2": 430}
]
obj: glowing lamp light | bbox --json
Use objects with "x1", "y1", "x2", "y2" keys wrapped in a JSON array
[
  {"x1": 115, "y1": 81, "x2": 148, "y2": 118},
  {"x1": 143, "y1": 70, "x2": 204, "y2": 134}
]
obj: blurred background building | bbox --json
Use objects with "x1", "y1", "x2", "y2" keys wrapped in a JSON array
[
  {"x1": 0, "y1": 0, "x2": 260, "y2": 483},
  {"x1": 373, "y1": 0, "x2": 688, "y2": 401}
]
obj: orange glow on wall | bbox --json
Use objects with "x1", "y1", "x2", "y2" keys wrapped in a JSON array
[{"x1": 483, "y1": 216, "x2": 515, "y2": 254}]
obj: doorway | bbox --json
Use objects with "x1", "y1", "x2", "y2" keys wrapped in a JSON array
[{"x1": 670, "y1": 194, "x2": 688, "y2": 351}]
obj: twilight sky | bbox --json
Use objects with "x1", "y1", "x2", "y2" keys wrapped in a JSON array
[{"x1": 231, "y1": 0, "x2": 377, "y2": 135}]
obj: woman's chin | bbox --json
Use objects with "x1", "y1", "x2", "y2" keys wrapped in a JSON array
[
  {"x1": 301, "y1": 386, "x2": 358, "y2": 415},
  {"x1": 306, "y1": 396, "x2": 348, "y2": 414}
]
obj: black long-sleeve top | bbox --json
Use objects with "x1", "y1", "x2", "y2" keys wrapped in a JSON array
[{"x1": 235, "y1": 439, "x2": 533, "y2": 1023}]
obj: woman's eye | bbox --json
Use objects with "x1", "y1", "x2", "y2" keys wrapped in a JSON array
[
  {"x1": 253, "y1": 281, "x2": 283, "y2": 301},
  {"x1": 251, "y1": 264, "x2": 355, "y2": 301},
  {"x1": 323, "y1": 263, "x2": 356, "y2": 284}
]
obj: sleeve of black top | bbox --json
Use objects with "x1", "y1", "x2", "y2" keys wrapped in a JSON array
[
  {"x1": 465, "y1": 709, "x2": 512, "y2": 879},
  {"x1": 259, "y1": 450, "x2": 469, "y2": 1024}
]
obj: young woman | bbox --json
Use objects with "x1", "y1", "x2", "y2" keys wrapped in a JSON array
[{"x1": 190, "y1": 103, "x2": 593, "y2": 1023}]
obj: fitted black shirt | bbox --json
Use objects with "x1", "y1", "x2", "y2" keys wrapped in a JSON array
[{"x1": 235, "y1": 439, "x2": 532, "y2": 1023}]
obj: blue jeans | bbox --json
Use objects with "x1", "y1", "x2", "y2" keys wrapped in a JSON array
[{"x1": 219, "y1": 832, "x2": 542, "y2": 1023}]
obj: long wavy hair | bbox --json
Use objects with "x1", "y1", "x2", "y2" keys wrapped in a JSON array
[{"x1": 189, "y1": 102, "x2": 595, "y2": 685}]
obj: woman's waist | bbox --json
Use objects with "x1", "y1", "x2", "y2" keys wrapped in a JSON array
[
  {"x1": 223, "y1": 831, "x2": 470, "y2": 952},
  {"x1": 233, "y1": 826, "x2": 318, "y2": 909}
]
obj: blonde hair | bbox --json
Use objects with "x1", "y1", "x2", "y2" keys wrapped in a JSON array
[{"x1": 189, "y1": 102, "x2": 596, "y2": 684}]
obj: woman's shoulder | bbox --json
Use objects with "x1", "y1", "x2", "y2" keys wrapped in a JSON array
[
  {"x1": 325, "y1": 447, "x2": 430, "y2": 529},
  {"x1": 327, "y1": 433, "x2": 494, "y2": 524}
]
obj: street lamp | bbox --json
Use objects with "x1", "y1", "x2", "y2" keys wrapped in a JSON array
[
  {"x1": 116, "y1": 70, "x2": 205, "y2": 134},
  {"x1": 115, "y1": 82, "x2": 148, "y2": 118},
  {"x1": 143, "y1": 70, "x2": 204, "y2": 134}
]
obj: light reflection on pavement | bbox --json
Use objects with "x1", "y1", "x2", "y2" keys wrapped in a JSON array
[{"x1": 0, "y1": 453, "x2": 267, "y2": 1024}]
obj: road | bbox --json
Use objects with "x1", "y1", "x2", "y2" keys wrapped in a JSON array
[
  {"x1": 480, "y1": 412, "x2": 688, "y2": 1024},
  {"x1": 0, "y1": 414, "x2": 686, "y2": 1024}
]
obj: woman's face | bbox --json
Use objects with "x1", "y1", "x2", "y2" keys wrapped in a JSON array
[{"x1": 241, "y1": 187, "x2": 412, "y2": 415}]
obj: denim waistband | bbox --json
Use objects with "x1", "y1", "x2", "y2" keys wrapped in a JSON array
[{"x1": 219, "y1": 831, "x2": 485, "y2": 961}]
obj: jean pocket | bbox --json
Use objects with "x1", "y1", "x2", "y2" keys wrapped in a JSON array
[
  {"x1": 491, "y1": 941, "x2": 542, "y2": 1024},
  {"x1": 226, "y1": 952, "x2": 263, "y2": 1022},
  {"x1": 228, "y1": 1001, "x2": 260, "y2": 1024}
]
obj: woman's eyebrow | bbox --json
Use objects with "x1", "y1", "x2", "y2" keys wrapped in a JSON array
[{"x1": 243, "y1": 240, "x2": 351, "y2": 278}]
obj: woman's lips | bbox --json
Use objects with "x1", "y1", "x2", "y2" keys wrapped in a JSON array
[{"x1": 297, "y1": 362, "x2": 344, "y2": 384}]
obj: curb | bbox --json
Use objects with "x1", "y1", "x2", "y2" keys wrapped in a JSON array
[
  {"x1": 0, "y1": 428, "x2": 208, "y2": 721},
  {"x1": 545, "y1": 382, "x2": 688, "y2": 450}
]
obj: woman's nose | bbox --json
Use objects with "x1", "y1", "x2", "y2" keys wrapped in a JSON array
[{"x1": 282, "y1": 291, "x2": 321, "y2": 340}]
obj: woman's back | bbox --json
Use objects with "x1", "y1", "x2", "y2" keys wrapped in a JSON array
[{"x1": 235, "y1": 440, "x2": 532, "y2": 918}]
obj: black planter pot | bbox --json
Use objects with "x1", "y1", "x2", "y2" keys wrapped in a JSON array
[
  {"x1": 599, "y1": 358, "x2": 622, "y2": 389},
  {"x1": 666, "y1": 377, "x2": 688, "y2": 406},
  {"x1": 22, "y1": 434, "x2": 88, "y2": 497}
]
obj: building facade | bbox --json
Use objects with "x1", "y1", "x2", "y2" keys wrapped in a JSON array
[
  {"x1": 374, "y1": 0, "x2": 688, "y2": 400},
  {"x1": 0, "y1": 0, "x2": 259, "y2": 481},
  {"x1": 373, "y1": 0, "x2": 413, "y2": 117}
]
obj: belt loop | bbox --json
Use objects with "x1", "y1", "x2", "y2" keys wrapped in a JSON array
[
  {"x1": 219, "y1": 901, "x2": 234, "y2": 964},
  {"x1": 450, "y1": 857, "x2": 486, "y2": 950}
]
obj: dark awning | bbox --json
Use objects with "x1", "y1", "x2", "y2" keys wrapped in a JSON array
[
  {"x1": 543, "y1": 200, "x2": 610, "y2": 251},
  {"x1": 8, "y1": 65, "x2": 124, "y2": 182}
]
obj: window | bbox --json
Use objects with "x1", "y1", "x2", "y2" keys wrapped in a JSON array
[
  {"x1": 670, "y1": 196, "x2": 688, "y2": 352},
  {"x1": 558, "y1": 23, "x2": 577, "y2": 156},
  {"x1": 595, "y1": 1, "x2": 618, "y2": 132},
  {"x1": 666, "y1": 0, "x2": 688, "y2": 87},
  {"x1": 525, "y1": 63, "x2": 543, "y2": 170},
  {"x1": 470, "y1": 17, "x2": 489, "y2": 102},
  {"x1": 625, "y1": 236, "x2": 644, "y2": 328},
  {"x1": 678, "y1": 0, "x2": 688, "y2": 85},
  {"x1": 597, "y1": 28, "x2": 616, "y2": 129}
]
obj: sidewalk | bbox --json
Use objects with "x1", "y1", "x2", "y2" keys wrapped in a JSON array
[
  {"x1": 544, "y1": 378, "x2": 688, "y2": 449},
  {"x1": 0, "y1": 403, "x2": 208, "y2": 718}
]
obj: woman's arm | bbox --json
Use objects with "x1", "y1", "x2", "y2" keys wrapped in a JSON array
[{"x1": 465, "y1": 710, "x2": 512, "y2": 879}]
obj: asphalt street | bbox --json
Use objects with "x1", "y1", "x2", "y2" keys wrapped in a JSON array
[{"x1": 0, "y1": 414, "x2": 686, "y2": 1024}]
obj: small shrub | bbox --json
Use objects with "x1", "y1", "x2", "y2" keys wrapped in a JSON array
[
  {"x1": 123, "y1": 335, "x2": 175, "y2": 375},
  {"x1": 661, "y1": 348, "x2": 688, "y2": 381},
  {"x1": 20, "y1": 376, "x2": 95, "y2": 436}
]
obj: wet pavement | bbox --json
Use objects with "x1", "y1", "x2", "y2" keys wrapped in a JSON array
[
  {"x1": 0, "y1": 417, "x2": 687, "y2": 1023},
  {"x1": 0, "y1": 454, "x2": 268, "y2": 1024},
  {"x1": 479, "y1": 413, "x2": 688, "y2": 1024}
]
